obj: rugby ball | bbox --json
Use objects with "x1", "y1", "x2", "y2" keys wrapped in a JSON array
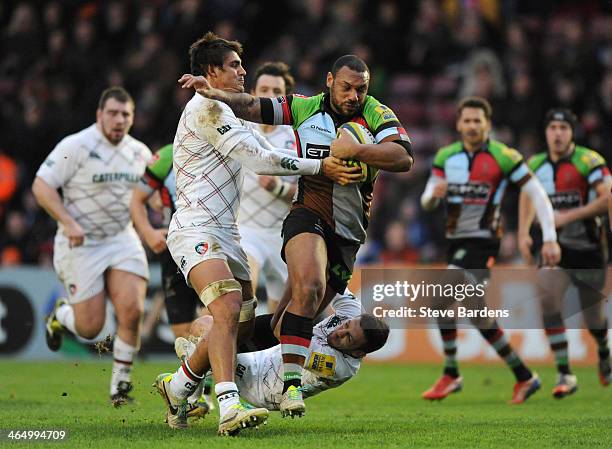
[{"x1": 337, "y1": 122, "x2": 379, "y2": 183}]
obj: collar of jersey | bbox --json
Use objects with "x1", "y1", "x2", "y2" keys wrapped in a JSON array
[{"x1": 461, "y1": 139, "x2": 490, "y2": 155}]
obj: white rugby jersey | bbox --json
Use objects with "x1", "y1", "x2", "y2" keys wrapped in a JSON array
[
  {"x1": 36, "y1": 124, "x2": 151, "y2": 241},
  {"x1": 170, "y1": 94, "x2": 252, "y2": 233},
  {"x1": 238, "y1": 123, "x2": 296, "y2": 229},
  {"x1": 301, "y1": 292, "x2": 363, "y2": 398},
  {"x1": 237, "y1": 291, "x2": 363, "y2": 410}
]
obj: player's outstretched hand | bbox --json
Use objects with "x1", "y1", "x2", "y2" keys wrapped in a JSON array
[
  {"x1": 518, "y1": 233, "x2": 534, "y2": 265},
  {"x1": 322, "y1": 156, "x2": 362, "y2": 185},
  {"x1": 540, "y1": 240, "x2": 561, "y2": 267},
  {"x1": 330, "y1": 129, "x2": 358, "y2": 160},
  {"x1": 64, "y1": 220, "x2": 85, "y2": 248},
  {"x1": 178, "y1": 74, "x2": 213, "y2": 96},
  {"x1": 144, "y1": 228, "x2": 168, "y2": 254}
]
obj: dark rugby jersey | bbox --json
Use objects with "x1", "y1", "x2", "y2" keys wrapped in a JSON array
[
  {"x1": 528, "y1": 145, "x2": 611, "y2": 251},
  {"x1": 261, "y1": 93, "x2": 411, "y2": 243},
  {"x1": 138, "y1": 144, "x2": 176, "y2": 225},
  {"x1": 432, "y1": 140, "x2": 531, "y2": 240}
]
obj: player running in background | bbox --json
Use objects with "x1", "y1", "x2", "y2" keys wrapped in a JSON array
[
  {"x1": 155, "y1": 33, "x2": 359, "y2": 435},
  {"x1": 33, "y1": 87, "x2": 151, "y2": 405},
  {"x1": 518, "y1": 108, "x2": 612, "y2": 397},
  {"x1": 174, "y1": 289, "x2": 388, "y2": 411},
  {"x1": 238, "y1": 62, "x2": 297, "y2": 313},
  {"x1": 179, "y1": 54, "x2": 413, "y2": 418},
  {"x1": 420, "y1": 97, "x2": 560, "y2": 404}
]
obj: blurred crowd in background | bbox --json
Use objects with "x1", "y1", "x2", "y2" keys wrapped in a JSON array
[{"x1": 1, "y1": 0, "x2": 611, "y2": 268}]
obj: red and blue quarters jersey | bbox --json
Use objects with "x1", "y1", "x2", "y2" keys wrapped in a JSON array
[
  {"x1": 432, "y1": 140, "x2": 531, "y2": 240},
  {"x1": 528, "y1": 145, "x2": 611, "y2": 251}
]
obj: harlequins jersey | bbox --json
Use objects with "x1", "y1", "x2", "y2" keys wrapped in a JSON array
[
  {"x1": 528, "y1": 145, "x2": 610, "y2": 251},
  {"x1": 432, "y1": 139, "x2": 531, "y2": 240},
  {"x1": 139, "y1": 144, "x2": 176, "y2": 226},
  {"x1": 261, "y1": 93, "x2": 411, "y2": 243}
]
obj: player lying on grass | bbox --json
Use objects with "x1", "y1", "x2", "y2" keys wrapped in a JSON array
[{"x1": 157, "y1": 289, "x2": 388, "y2": 422}]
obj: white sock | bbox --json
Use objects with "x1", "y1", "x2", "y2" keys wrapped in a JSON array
[
  {"x1": 215, "y1": 381, "x2": 240, "y2": 418},
  {"x1": 168, "y1": 362, "x2": 202, "y2": 400},
  {"x1": 110, "y1": 336, "x2": 138, "y2": 396},
  {"x1": 187, "y1": 382, "x2": 204, "y2": 405},
  {"x1": 56, "y1": 304, "x2": 77, "y2": 334}
]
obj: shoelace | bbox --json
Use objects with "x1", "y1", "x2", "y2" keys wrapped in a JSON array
[{"x1": 286, "y1": 387, "x2": 303, "y2": 400}]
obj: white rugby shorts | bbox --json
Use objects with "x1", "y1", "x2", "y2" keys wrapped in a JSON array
[
  {"x1": 238, "y1": 225, "x2": 287, "y2": 300},
  {"x1": 235, "y1": 345, "x2": 283, "y2": 411},
  {"x1": 53, "y1": 226, "x2": 149, "y2": 303},
  {"x1": 167, "y1": 226, "x2": 250, "y2": 284}
]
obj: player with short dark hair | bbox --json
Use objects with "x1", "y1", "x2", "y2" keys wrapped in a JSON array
[
  {"x1": 519, "y1": 108, "x2": 612, "y2": 397},
  {"x1": 179, "y1": 53, "x2": 413, "y2": 418},
  {"x1": 173, "y1": 290, "x2": 389, "y2": 411},
  {"x1": 34, "y1": 86, "x2": 151, "y2": 406},
  {"x1": 420, "y1": 96, "x2": 560, "y2": 404}
]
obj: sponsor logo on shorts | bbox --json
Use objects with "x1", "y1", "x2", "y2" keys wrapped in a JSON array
[
  {"x1": 331, "y1": 264, "x2": 352, "y2": 282},
  {"x1": 195, "y1": 242, "x2": 209, "y2": 255},
  {"x1": 180, "y1": 256, "x2": 187, "y2": 271},
  {"x1": 235, "y1": 363, "x2": 246, "y2": 379}
]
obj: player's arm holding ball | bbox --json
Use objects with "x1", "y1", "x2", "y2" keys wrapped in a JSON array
[{"x1": 330, "y1": 100, "x2": 413, "y2": 172}]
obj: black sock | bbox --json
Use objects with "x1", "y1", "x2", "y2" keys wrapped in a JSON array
[{"x1": 237, "y1": 314, "x2": 279, "y2": 353}]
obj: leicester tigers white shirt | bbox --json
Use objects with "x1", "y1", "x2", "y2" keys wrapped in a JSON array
[
  {"x1": 170, "y1": 94, "x2": 253, "y2": 233},
  {"x1": 238, "y1": 123, "x2": 297, "y2": 229},
  {"x1": 36, "y1": 124, "x2": 151, "y2": 241},
  {"x1": 301, "y1": 291, "x2": 363, "y2": 398},
  {"x1": 236, "y1": 291, "x2": 363, "y2": 410}
]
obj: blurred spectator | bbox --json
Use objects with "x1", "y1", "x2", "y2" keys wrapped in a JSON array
[{"x1": 379, "y1": 221, "x2": 420, "y2": 264}]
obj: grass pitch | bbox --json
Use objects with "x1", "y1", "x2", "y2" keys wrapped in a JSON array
[{"x1": 1, "y1": 361, "x2": 611, "y2": 448}]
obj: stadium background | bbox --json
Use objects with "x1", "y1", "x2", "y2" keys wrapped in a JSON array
[{"x1": 0, "y1": 0, "x2": 611, "y2": 364}]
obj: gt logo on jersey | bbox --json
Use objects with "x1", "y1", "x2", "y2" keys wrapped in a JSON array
[
  {"x1": 308, "y1": 352, "x2": 336, "y2": 378},
  {"x1": 305, "y1": 143, "x2": 330, "y2": 159},
  {"x1": 217, "y1": 125, "x2": 232, "y2": 135}
]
